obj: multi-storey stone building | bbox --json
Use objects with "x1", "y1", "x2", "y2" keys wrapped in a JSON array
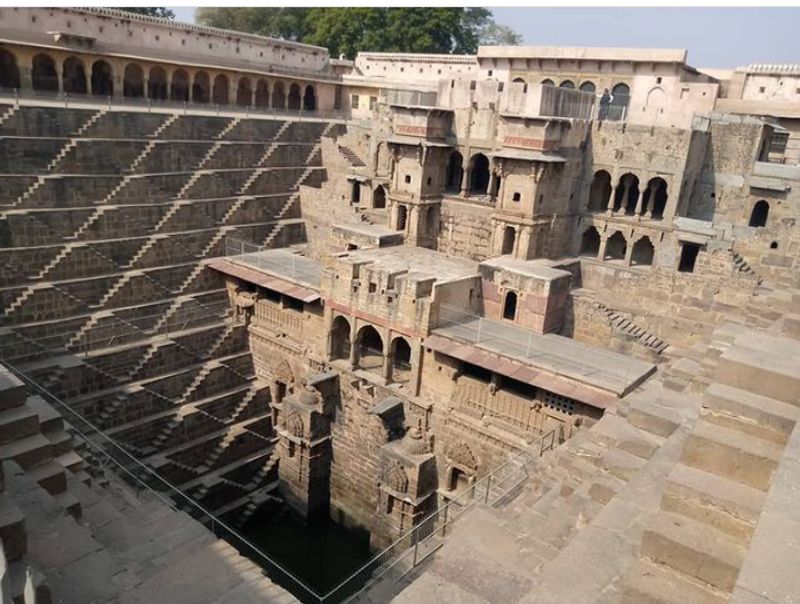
[{"x1": 0, "y1": 7, "x2": 799, "y2": 604}]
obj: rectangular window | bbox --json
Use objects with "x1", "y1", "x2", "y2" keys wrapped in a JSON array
[
  {"x1": 769, "y1": 132, "x2": 789, "y2": 156},
  {"x1": 351, "y1": 94, "x2": 360, "y2": 109},
  {"x1": 369, "y1": 96, "x2": 377, "y2": 110}
]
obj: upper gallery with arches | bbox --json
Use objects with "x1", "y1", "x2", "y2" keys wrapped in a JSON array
[
  {"x1": 0, "y1": 44, "x2": 326, "y2": 112},
  {"x1": 476, "y1": 45, "x2": 719, "y2": 128},
  {"x1": 586, "y1": 169, "x2": 671, "y2": 220}
]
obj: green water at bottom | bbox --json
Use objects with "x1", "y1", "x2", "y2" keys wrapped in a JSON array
[{"x1": 242, "y1": 503, "x2": 373, "y2": 597}]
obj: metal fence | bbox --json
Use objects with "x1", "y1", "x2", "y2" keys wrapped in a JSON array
[
  {"x1": 225, "y1": 236, "x2": 322, "y2": 287},
  {"x1": 0, "y1": 349, "x2": 563, "y2": 603},
  {"x1": 0, "y1": 86, "x2": 351, "y2": 122},
  {"x1": 434, "y1": 304, "x2": 639, "y2": 391},
  {"x1": 323, "y1": 425, "x2": 563, "y2": 603},
  {"x1": 2, "y1": 362, "x2": 322, "y2": 603},
  {"x1": 0, "y1": 299, "x2": 230, "y2": 364}
]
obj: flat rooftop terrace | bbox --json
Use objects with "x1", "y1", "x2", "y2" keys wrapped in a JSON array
[
  {"x1": 431, "y1": 309, "x2": 655, "y2": 398},
  {"x1": 340, "y1": 246, "x2": 478, "y2": 283},
  {"x1": 209, "y1": 248, "x2": 323, "y2": 302}
]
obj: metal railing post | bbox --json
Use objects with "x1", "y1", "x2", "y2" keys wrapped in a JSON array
[{"x1": 484, "y1": 474, "x2": 491, "y2": 504}]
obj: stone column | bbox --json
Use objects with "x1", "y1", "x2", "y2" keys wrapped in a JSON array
[
  {"x1": 20, "y1": 66, "x2": 32, "y2": 92},
  {"x1": 487, "y1": 172, "x2": 497, "y2": 200},
  {"x1": 618, "y1": 181, "x2": 631, "y2": 214},
  {"x1": 624, "y1": 239, "x2": 634, "y2": 266},
  {"x1": 645, "y1": 181, "x2": 660, "y2": 219},
  {"x1": 597, "y1": 236, "x2": 608, "y2": 261},
  {"x1": 460, "y1": 169, "x2": 470, "y2": 197},
  {"x1": 606, "y1": 185, "x2": 618, "y2": 215},
  {"x1": 634, "y1": 188, "x2": 646, "y2": 216},
  {"x1": 348, "y1": 319, "x2": 358, "y2": 370},
  {"x1": 382, "y1": 335, "x2": 392, "y2": 383},
  {"x1": 517, "y1": 227, "x2": 532, "y2": 260}
]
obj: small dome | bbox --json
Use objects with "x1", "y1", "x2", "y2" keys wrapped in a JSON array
[
  {"x1": 401, "y1": 426, "x2": 428, "y2": 455},
  {"x1": 297, "y1": 386, "x2": 319, "y2": 406}
]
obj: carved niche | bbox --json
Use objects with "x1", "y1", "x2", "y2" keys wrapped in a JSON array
[
  {"x1": 284, "y1": 411, "x2": 304, "y2": 439},
  {"x1": 384, "y1": 463, "x2": 409, "y2": 494},
  {"x1": 447, "y1": 441, "x2": 478, "y2": 470}
]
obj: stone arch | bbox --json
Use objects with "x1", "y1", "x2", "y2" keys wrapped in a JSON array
[
  {"x1": 303, "y1": 84, "x2": 316, "y2": 111},
  {"x1": 192, "y1": 71, "x2": 210, "y2": 103},
  {"x1": 62, "y1": 57, "x2": 86, "y2": 94},
  {"x1": 580, "y1": 227, "x2": 601, "y2": 257},
  {"x1": 273, "y1": 358, "x2": 294, "y2": 386},
  {"x1": 631, "y1": 236, "x2": 655, "y2": 266},
  {"x1": 579, "y1": 81, "x2": 596, "y2": 94},
  {"x1": 512, "y1": 77, "x2": 528, "y2": 93},
  {"x1": 330, "y1": 315, "x2": 351, "y2": 361},
  {"x1": 0, "y1": 49, "x2": 20, "y2": 89},
  {"x1": 170, "y1": 69, "x2": 190, "y2": 102},
  {"x1": 605, "y1": 231, "x2": 627, "y2": 261},
  {"x1": 447, "y1": 441, "x2": 477, "y2": 470},
  {"x1": 644, "y1": 177, "x2": 668, "y2": 219},
  {"x1": 236, "y1": 76, "x2": 252, "y2": 106},
  {"x1": 560, "y1": 80, "x2": 575, "y2": 89},
  {"x1": 469, "y1": 153, "x2": 490, "y2": 194},
  {"x1": 588, "y1": 170, "x2": 612, "y2": 212},
  {"x1": 91, "y1": 60, "x2": 114, "y2": 96},
  {"x1": 255, "y1": 79, "x2": 269, "y2": 107},
  {"x1": 749, "y1": 200, "x2": 769, "y2": 227},
  {"x1": 287, "y1": 83, "x2": 301, "y2": 110},
  {"x1": 613, "y1": 172, "x2": 640, "y2": 214},
  {"x1": 373, "y1": 185, "x2": 386, "y2": 209},
  {"x1": 31, "y1": 53, "x2": 58, "y2": 92},
  {"x1": 445, "y1": 150, "x2": 463, "y2": 192},
  {"x1": 357, "y1": 325, "x2": 384, "y2": 372},
  {"x1": 212, "y1": 74, "x2": 229, "y2": 105},
  {"x1": 610, "y1": 82, "x2": 630, "y2": 119},
  {"x1": 503, "y1": 290, "x2": 518, "y2": 320},
  {"x1": 391, "y1": 336, "x2": 412, "y2": 383},
  {"x1": 646, "y1": 86, "x2": 666, "y2": 112},
  {"x1": 272, "y1": 81, "x2": 286, "y2": 109},
  {"x1": 397, "y1": 204, "x2": 408, "y2": 231},
  {"x1": 541, "y1": 78, "x2": 555, "y2": 86},
  {"x1": 501, "y1": 225, "x2": 516, "y2": 255},
  {"x1": 384, "y1": 463, "x2": 409, "y2": 493},
  {"x1": 148, "y1": 66, "x2": 167, "y2": 100},
  {"x1": 123, "y1": 63, "x2": 144, "y2": 98}
]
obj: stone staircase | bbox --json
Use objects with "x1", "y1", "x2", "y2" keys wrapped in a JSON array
[
  {"x1": 149, "y1": 113, "x2": 179, "y2": 138},
  {"x1": 0, "y1": 104, "x2": 17, "y2": 126},
  {"x1": 337, "y1": 144, "x2": 366, "y2": 167},
  {"x1": 73, "y1": 109, "x2": 107, "y2": 137},
  {"x1": 617, "y1": 327, "x2": 800, "y2": 603},
  {"x1": 595, "y1": 301, "x2": 669, "y2": 354},
  {"x1": 32, "y1": 242, "x2": 85, "y2": 280},
  {"x1": 214, "y1": 117, "x2": 241, "y2": 140},
  {"x1": 64, "y1": 205, "x2": 112, "y2": 241},
  {"x1": 391, "y1": 324, "x2": 800, "y2": 604},
  {"x1": 196, "y1": 141, "x2": 224, "y2": 169},
  {"x1": 45, "y1": 139, "x2": 78, "y2": 172},
  {"x1": 730, "y1": 250, "x2": 759, "y2": 280},
  {"x1": 9, "y1": 176, "x2": 46, "y2": 210},
  {"x1": 126, "y1": 139, "x2": 157, "y2": 173}
]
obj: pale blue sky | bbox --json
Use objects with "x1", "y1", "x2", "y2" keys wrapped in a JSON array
[{"x1": 167, "y1": 7, "x2": 798, "y2": 69}]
